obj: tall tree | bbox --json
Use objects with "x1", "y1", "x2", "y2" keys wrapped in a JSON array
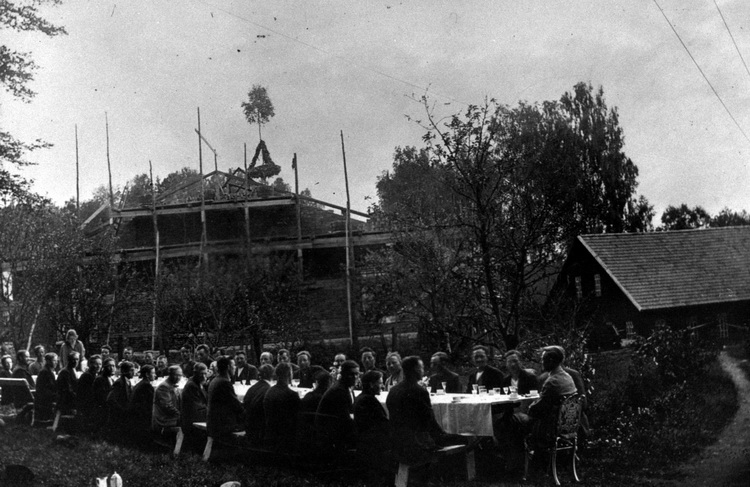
[
  {"x1": 659, "y1": 204, "x2": 711, "y2": 230},
  {"x1": 368, "y1": 84, "x2": 649, "y2": 350},
  {"x1": 241, "y1": 84, "x2": 275, "y2": 142},
  {"x1": 1, "y1": 0, "x2": 66, "y2": 202}
]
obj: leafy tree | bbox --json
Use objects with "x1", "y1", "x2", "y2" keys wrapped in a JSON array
[
  {"x1": 241, "y1": 84, "x2": 275, "y2": 141},
  {"x1": 711, "y1": 207, "x2": 750, "y2": 227},
  {"x1": 1, "y1": 0, "x2": 66, "y2": 202},
  {"x1": 368, "y1": 84, "x2": 650, "y2": 350},
  {"x1": 659, "y1": 204, "x2": 711, "y2": 230}
]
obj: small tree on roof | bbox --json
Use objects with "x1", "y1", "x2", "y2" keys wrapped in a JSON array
[{"x1": 241, "y1": 84, "x2": 275, "y2": 142}]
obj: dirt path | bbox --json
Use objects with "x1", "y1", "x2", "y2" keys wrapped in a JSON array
[{"x1": 674, "y1": 351, "x2": 750, "y2": 487}]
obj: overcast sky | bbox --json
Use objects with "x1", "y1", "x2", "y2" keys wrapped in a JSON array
[{"x1": 3, "y1": 0, "x2": 750, "y2": 221}]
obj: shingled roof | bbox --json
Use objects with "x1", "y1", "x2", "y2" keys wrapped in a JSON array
[{"x1": 577, "y1": 226, "x2": 750, "y2": 311}]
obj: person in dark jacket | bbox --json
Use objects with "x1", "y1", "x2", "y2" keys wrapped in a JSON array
[
  {"x1": 263, "y1": 362, "x2": 301, "y2": 452},
  {"x1": 427, "y1": 351, "x2": 460, "y2": 393},
  {"x1": 76, "y1": 354, "x2": 101, "y2": 432},
  {"x1": 232, "y1": 351, "x2": 257, "y2": 384},
  {"x1": 56, "y1": 352, "x2": 80, "y2": 415},
  {"x1": 180, "y1": 362, "x2": 208, "y2": 452},
  {"x1": 34, "y1": 353, "x2": 59, "y2": 422},
  {"x1": 466, "y1": 345, "x2": 503, "y2": 393},
  {"x1": 106, "y1": 360, "x2": 134, "y2": 438},
  {"x1": 243, "y1": 363, "x2": 273, "y2": 445},
  {"x1": 299, "y1": 366, "x2": 331, "y2": 413},
  {"x1": 354, "y1": 369, "x2": 391, "y2": 474},
  {"x1": 130, "y1": 365, "x2": 155, "y2": 442},
  {"x1": 92, "y1": 357, "x2": 116, "y2": 436},
  {"x1": 294, "y1": 351, "x2": 314, "y2": 388},
  {"x1": 386, "y1": 356, "x2": 448, "y2": 466},
  {"x1": 316, "y1": 360, "x2": 359, "y2": 450},
  {"x1": 12, "y1": 349, "x2": 36, "y2": 423},
  {"x1": 207, "y1": 356, "x2": 244, "y2": 439},
  {"x1": 500, "y1": 350, "x2": 538, "y2": 394}
]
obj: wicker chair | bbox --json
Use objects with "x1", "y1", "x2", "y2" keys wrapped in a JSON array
[{"x1": 523, "y1": 393, "x2": 583, "y2": 486}]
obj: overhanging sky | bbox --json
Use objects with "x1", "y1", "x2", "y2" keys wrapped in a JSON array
[{"x1": 3, "y1": 0, "x2": 749, "y2": 220}]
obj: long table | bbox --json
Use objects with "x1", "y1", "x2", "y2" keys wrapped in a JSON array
[
  {"x1": 154, "y1": 377, "x2": 537, "y2": 437},
  {"x1": 376, "y1": 391, "x2": 538, "y2": 437}
]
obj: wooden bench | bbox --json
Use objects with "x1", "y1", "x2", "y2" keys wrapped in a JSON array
[
  {"x1": 394, "y1": 444, "x2": 475, "y2": 487},
  {"x1": 193, "y1": 422, "x2": 246, "y2": 462}
]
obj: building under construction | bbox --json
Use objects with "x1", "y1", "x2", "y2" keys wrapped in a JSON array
[{"x1": 81, "y1": 143, "x2": 402, "y2": 353}]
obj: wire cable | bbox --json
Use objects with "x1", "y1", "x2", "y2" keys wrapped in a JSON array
[
  {"x1": 652, "y1": 0, "x2": 750, "y2": 144},
  {"x1": 712, "y1": 0, "x2": 750, "y2": 81},
  {"x1": 191, "y1": 0, "x2": 470, "y2": 107}
]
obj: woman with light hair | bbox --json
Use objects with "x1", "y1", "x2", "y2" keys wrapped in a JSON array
[{"x1": 59, "y1": 329, "x2": 85, "y2": 371}]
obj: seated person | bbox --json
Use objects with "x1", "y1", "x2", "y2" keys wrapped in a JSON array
[
  {"x1": 386, "y1": 356, "x2": 454, "y2": 466},
  {"x1": 76, "y1": 354, "x2": 102, "y2": 432},
  {"x1": 56, "y1": 352, "x2": 80, "y2": 415},
  {"x1": 300, "y1": 366, "x2": 331, "y2": 413},
  {"x1": 0, "y1": 355, "x2": 13, "y2": 406},
  {"x1": 353, "y1": 370, "x2": 391, "y2": 467},
  {"x1": 155, "y1": 355, "x2": 170, "y2": 378},
  {"x1": 92, "y1": 357, "x2": 117, "y2": 435},
  {"x1": 232, "y1": 351, "x2": 258, "y2": 384},
  {"x1": 12, "y1": 349, "x2": 35, "y2": 388},
  {"x1": 243, "y1": 363, "x2": 273, "y2": 445},
  {"x1": 466, "y1": 345, "x2": 503, "y2": 393},
  {"x1": 207, "y1": 356, "x2": 244, "y2": 439},
  {"x1": 294, "y1": 351, "x2": 314, "y2": 388},
  {"x1": 329, "y1": 352, "x2": 346, "y2": 381},
  {"x1": 259, "y1": 351, "x2": 274, "y2": 368},
  {"x1": 263, "y1": 362, "x2": 301, "y2": 452},
  {"x1": 277, "y1": 349, "x2": 300, "y2": 375},
  {"x1": 28, "y1": 345, "x2": 46, "y2": 376},
  {"x1": 360, "y1": 347, "x2": 384, "y2": 374},
  {"x1": 512, "y1": 345, "x2": 577, "y2": 465},
  {"x1": 537, "y1": 347, "x2": 589, "y2": 437},
  {"x1": 180, "y1": 363, "x2": 208, "y2": 451},
  {"x1": 34, "y1": 352, "x2": 59, "y2": 422},
  {"x1": 122, "y1": 347, "x2": 140, "y2": 374},
  {"x1": 383, "y1": 352, "x2": 404, "y2": 390},
  {"x1": 427, "y1": 351, "x2": 460, "y2": 393},
  {"x1": 107, "y1": 361, "x2": 135, "y2": 438},
  {"x1": 316, "y1": 360, "x2": 359, "y2": 450},
  {"x1": 152, "y1": 365, "x2": 183, "y2": 435},
  {"x1": 500, "y1": 350, "x2": 538, "y2": 394},
  {"x1": 179, "y1": 346, "x2": 195, "y2": 379},
  {"x1": 131, "y1": 365, "x2": 156, "y2": 441},
  {"x1": 143, "y1": 351, "x2": 155, "y2": 367}
]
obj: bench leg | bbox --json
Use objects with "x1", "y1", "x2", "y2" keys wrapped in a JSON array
[
  {"x1": 173, "y1": 428, "x2": 184, "y2": 456},
  {"x1": 202, "y1": 437, "x2": 213, "y2": 462},
  {"x1": 395, "y1": 463, "x2": 409, "y2": 487},
  {"x1": 52, "y1": 411, "x2": 61, "y2": 432},
  {"x1": 465, "y1": 450, "x2": 476, "y2": 481}
]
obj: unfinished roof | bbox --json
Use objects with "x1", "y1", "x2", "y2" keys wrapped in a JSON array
[{"x1": 578, "y1": 226, "x2": 750, "y2": 311}]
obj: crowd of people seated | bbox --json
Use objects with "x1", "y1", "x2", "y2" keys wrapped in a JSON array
[{"x1": 0, "y1": 329, "x2": 587, "y2": 479}]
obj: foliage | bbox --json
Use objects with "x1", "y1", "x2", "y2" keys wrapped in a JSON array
[
  {"x1": 1, "y1": 0, "x2": 66, "y2": 202},
  {"x1": 659, "y1": 203, "x2": 711, "y2": 230},
  {"x1": 0, "y1": 201, "x2": 126, "y2": 349},
  {"x1": 711, "y1": 207, "x2": 750, "y2": 227},
  {"x1": 156, "y1": 254, "x2": 310, "y2": 354},
  {"x1": 242, "y1": 84, "x2": 275, "y2": 140},
  {"x1": 585, "y1": 323, "x2": 729, "y2": 483},
  {"x1": 368, "y1": 83, "x2": 652, "y2": 351}
]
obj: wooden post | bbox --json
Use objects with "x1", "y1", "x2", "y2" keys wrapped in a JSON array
[
  {"x1": 293, "y1": 153, "x2": 303, "y2": 279},
  {"x1": 150, "y1": 160, "x2": 160, "y2": 351},
  {"x1": 244, "y1": 143, "x2": 251, "y2": 257},
  {"x1": 340, "y1": 131, "x2": 356, "y2": 348},
  {"x1": 197, "y1": 108, "x2": 207, "y2": 269},
  {"x1": 105, "y1": 113, "x2": 114, "y2": 221},
  {"x1": 75, "y1": 124, "x2": 80, "y2": 213}
]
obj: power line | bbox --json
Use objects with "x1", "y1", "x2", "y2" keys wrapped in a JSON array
[
  {"x1": 652, "y1": 0, "x2": 750, "y2": 145},
  {"x1": 712, "y1": 0, "x2": 750, "y2": 81},
  {"x1": 192, "y1": 0, "x2": 470, "y2": 107}
]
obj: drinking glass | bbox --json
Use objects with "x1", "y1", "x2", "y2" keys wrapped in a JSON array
[
  {"x1": 472, "y1": 384, "x2": 478, "y2": 394},
  {"x1": 441, "y1": 382, "x2": 447, "y2": 392}
]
